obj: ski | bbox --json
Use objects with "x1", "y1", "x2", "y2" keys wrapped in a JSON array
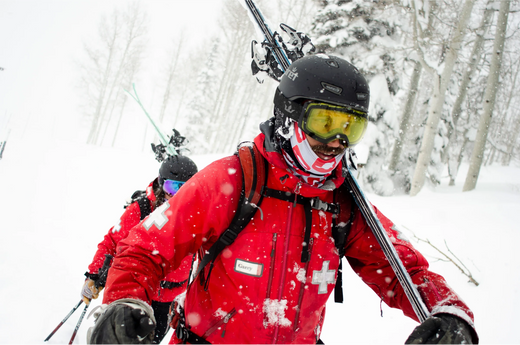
[
  {"x1": 240, "y1": 0, "x2": 430, "y2": 323},
  {"x1": 239, "y1": 0, "x2": 314, "y2": 82},
  {"x1": 125, "y1": 84, "x2": 191, "y2": 162},
  {"x1": 343, "y1": 153, "x2": 430, "y2": 321},
  {"x1": 125, "y1": 84, "x2": 178, "y2": 159}
]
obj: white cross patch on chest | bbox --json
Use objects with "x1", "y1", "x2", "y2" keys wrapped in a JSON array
[
  {"x1": 143, "y1": 202, "x2": 170, "y2": 231},
  {"x1": 311, "y1": 261, "x2": 336, "y2": 294}
]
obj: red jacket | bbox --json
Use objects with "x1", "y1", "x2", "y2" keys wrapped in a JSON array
[
  {"x1": 103, "y1": 133, "x2": 475, "y2": 343},
  {"x1": 88, "y1": 180, "x2": 191, "y2": 303}
]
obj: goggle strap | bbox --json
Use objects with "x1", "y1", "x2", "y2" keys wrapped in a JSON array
[{"x1": 273, "y1": 88, "x2": 303, "y2": 122}]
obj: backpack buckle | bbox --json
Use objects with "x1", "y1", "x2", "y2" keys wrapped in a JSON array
[
  {"x1": 310, "y1": 197, "x2": 327, "y2": 211},
  {"x1": 220, "y1": 229, "x2": 238, "y2": 246},
  {"x1": 310, "y1": 197, "x2": 340, "y2": 214}
]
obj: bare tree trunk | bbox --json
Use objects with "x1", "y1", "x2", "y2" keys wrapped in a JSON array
[
  {"x1": 172, "y1": 83, "x2": 189, "y2": 129},
  {"x1": 485, "y1": 56, "x2": 519, "y2": 164},
  {"x1": 499, "y1": 57, "x2": 520, "y2": 165},
  {"x1": 212, "y1": 0, "x2": 254, "y2": 153},
  {"x1": 159, "y1": 36, "x2": 185, "y2": 124},
  {"x1": 410, "y1": 0, "x2": 475, "y2": 196},
  {"x1": 83, "y1": 4, "x2": 147, "y2": 146},
  {"x1": 504, "y1": 119, "x2": 520, "y2": 165},
  {"x1": 111, "y1": 96, "x2": 128, "y2": 147},
  {"x1": 100, "y1": 86, "x2": 123, "y2": 145},
  {"x1": 87, "y1": 23, "x2": 119, "y2": 144},
  {"x1": 444, "y1": 2, "x2": 494, "y2": 183},
  {"x1": 93, "y1": 4, "x2": 147, "y2": 145},
  {"x1": 388, "y1": 60, "x2": 422, "y2": 171},
  {"x1": 449, "y1": 136, "x2": 469, "y2": 186},
  {"x1": 463, "y1": 0, "x2": 511, "y2": 192}
]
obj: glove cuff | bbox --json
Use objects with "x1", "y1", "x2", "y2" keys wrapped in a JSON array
[
  {"x1": 431, "y1": 308, "x2": 479, "y2": 344},
  {"x1": 89, "y1": 298, "x2": 156, "y2": 323},
  {"x1": 86, "y1": 298, "x2": 156, "y2": 344}
]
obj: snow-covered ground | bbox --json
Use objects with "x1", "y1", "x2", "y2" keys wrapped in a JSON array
[
  {"x1": 0, "y1": 133, "x2": 518, "y2": 344},
  {"x1": 1, "y1": 1, "x2": 519, "y2": 343}
]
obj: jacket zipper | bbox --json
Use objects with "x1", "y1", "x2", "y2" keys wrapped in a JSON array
[
  {"x1": 293, "y1": 237, "x2": 313, "y2": 333},
  {"x1": 266, "y1": 233, "x2": 277, "y2": 299},
  {"x1": 220, "y1": 309, "x2": 236, "y2": 338},
  {"x1": 273, "y1": 182, "x2": 302, "y2": 344},
  {"x1": 202, "y1": 308, "x2": 237, "y2": 339},
  {"x1": 424, "y1": 277, "x2": 442, "y2": 302}
]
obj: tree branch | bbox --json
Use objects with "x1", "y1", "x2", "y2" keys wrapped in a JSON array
[{"x1": 403, "y1": 226, "x2": 479, "y2": 286}]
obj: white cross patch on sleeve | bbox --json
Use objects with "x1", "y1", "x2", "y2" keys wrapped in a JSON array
[
  {"x1": 143, "y1": 202, "x2": 170, "y2": 231},
  {"x1": 311, "y1": 261, "x2": 336, "y2": 294},
  {"x1": 112, "y1": 219, "x2": 122, "y2": 233}
]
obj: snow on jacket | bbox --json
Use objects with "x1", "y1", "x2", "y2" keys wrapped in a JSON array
[
  {"x1": 87, "y1": 179, "x2": 191, "y2": 303},
  {"x1": 102, "y1": 128, "x2": 475, "y2": 344}
]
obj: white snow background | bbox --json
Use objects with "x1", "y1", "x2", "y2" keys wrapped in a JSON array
[{"x1": 1, "y1": 1, "x2": 520, "y2": 344}]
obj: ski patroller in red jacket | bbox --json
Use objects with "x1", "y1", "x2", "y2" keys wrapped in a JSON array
[
  {"x1": 87, "y1": 179, "x2": 192, "y2": 303},
  {"x1": 102, "y1": 126, "x2": 476, "y2": 343}
]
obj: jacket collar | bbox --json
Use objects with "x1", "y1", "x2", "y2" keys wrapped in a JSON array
[{"x1": 146, "y1": 179, "x2": 158, "y2": 207}]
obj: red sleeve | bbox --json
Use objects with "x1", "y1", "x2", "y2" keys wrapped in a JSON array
[
  {"x1": 345, "y1": 204, "x2": 475, "y2": 327},
  {"x1": 102, "y1": 156, "x2": 242, "y2": 304},
  {"x1": 87, "y1": 202, "x2": 142, "y2": 274}
]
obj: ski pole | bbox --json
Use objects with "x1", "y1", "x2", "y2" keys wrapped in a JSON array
[
  {"x1": 69, "y1": 303, "x2": 89, "y2": 344},
  {"x1": 44, "y1": 300, "x2": 83, "y2": 342},
  {"x1": 44, "y1": 254, "x2": 113, "y2": 342},
  {"x1": 69, "y1": 254, "x2": 112, "y2": 343},
  {"x1": 95, "y1": 254, "x2": 113, "y2": 289}
]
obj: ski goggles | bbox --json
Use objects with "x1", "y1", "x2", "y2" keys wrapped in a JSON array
[
  {"x1": 299, "y1": 102, "x2": 368, "y2": 146},
  {"x1": 162, "y1": 179, "x2": 185, "y2": 196}
]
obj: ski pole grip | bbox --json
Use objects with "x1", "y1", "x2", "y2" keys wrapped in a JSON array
[{"x1": 95, "y1": 254, "x2": 113, "y2": 289}]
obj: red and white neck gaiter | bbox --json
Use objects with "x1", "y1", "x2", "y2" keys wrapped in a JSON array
[{"x1": 282, "y1": 123, "x2": 344, "y2": 187}]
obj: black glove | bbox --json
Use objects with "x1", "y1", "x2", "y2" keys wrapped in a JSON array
[
  {"x1": 87, "y1": 299, "x2": 156, "y2": 344},
  {"x1": 405, "y1": 314, "x2": 477, "y2": 344}
]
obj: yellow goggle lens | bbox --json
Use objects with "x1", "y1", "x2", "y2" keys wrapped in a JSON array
[{"x1": 304, "y1": 104, "x2": 367, "y2": 145}]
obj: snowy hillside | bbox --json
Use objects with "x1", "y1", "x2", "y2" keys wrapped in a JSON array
[{"x1": 0, "y1": 135, "x2": 518, "y2": 344}]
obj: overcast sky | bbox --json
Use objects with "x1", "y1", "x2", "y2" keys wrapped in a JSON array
[{"x1": 0, "y1": 0, "x2": 223, "y2": 143}]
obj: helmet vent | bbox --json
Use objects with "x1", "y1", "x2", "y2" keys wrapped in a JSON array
[
  {"x1": 321, "y1": 82, "x2": 342, "y2": 96},
  {"x1": 326, "y1": 60, "x2": 339, "y2": 68},
  {"x1": 357, "y1": 93, "x2": 368, "y2": 101}
]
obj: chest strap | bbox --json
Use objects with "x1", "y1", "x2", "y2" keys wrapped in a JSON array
[
  {"x1": 263, "y1": 186, "x2": 339, "y2": 263},
  {"x1": 262, "y1": 188, "x2": 340, "y2": 214},
  {"x1": 160, "y1": 279, "x2": 188, "y2": 289}
]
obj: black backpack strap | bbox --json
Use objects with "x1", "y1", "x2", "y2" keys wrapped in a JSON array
[
  {"x1": 262, "y1": 189, "x2": 340, "y2": 214},
  {"x1": 136, "y1": 195, "x2": 152, "y2": 220},
  {"x1": 332, "y1": 185, "x2": 356, "y2": 303},
  {"x1": 194, "y1": 142, "x2": 267, "y2": 288},
  {"x1": 160, "y1": 279, "x2": 188, "y2": 289},
  {"x1": 175, "y1": 307, "x2": 212, "y2": 344},
  {"x1": 124, "y1": 190, "x2": 152, "y2": 220}
]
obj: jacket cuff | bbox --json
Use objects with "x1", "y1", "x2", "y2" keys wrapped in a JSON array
[{"x1": 431, "y1": 306, "x2": 479, "y2": 343}]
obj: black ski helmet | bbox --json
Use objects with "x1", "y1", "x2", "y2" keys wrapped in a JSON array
[
  {"x1": 273, "y1": 54, "x2": 370, "y2": 145},
  {"x1": 158, "y1": 155, "x2": 198, "y2": 185}
]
